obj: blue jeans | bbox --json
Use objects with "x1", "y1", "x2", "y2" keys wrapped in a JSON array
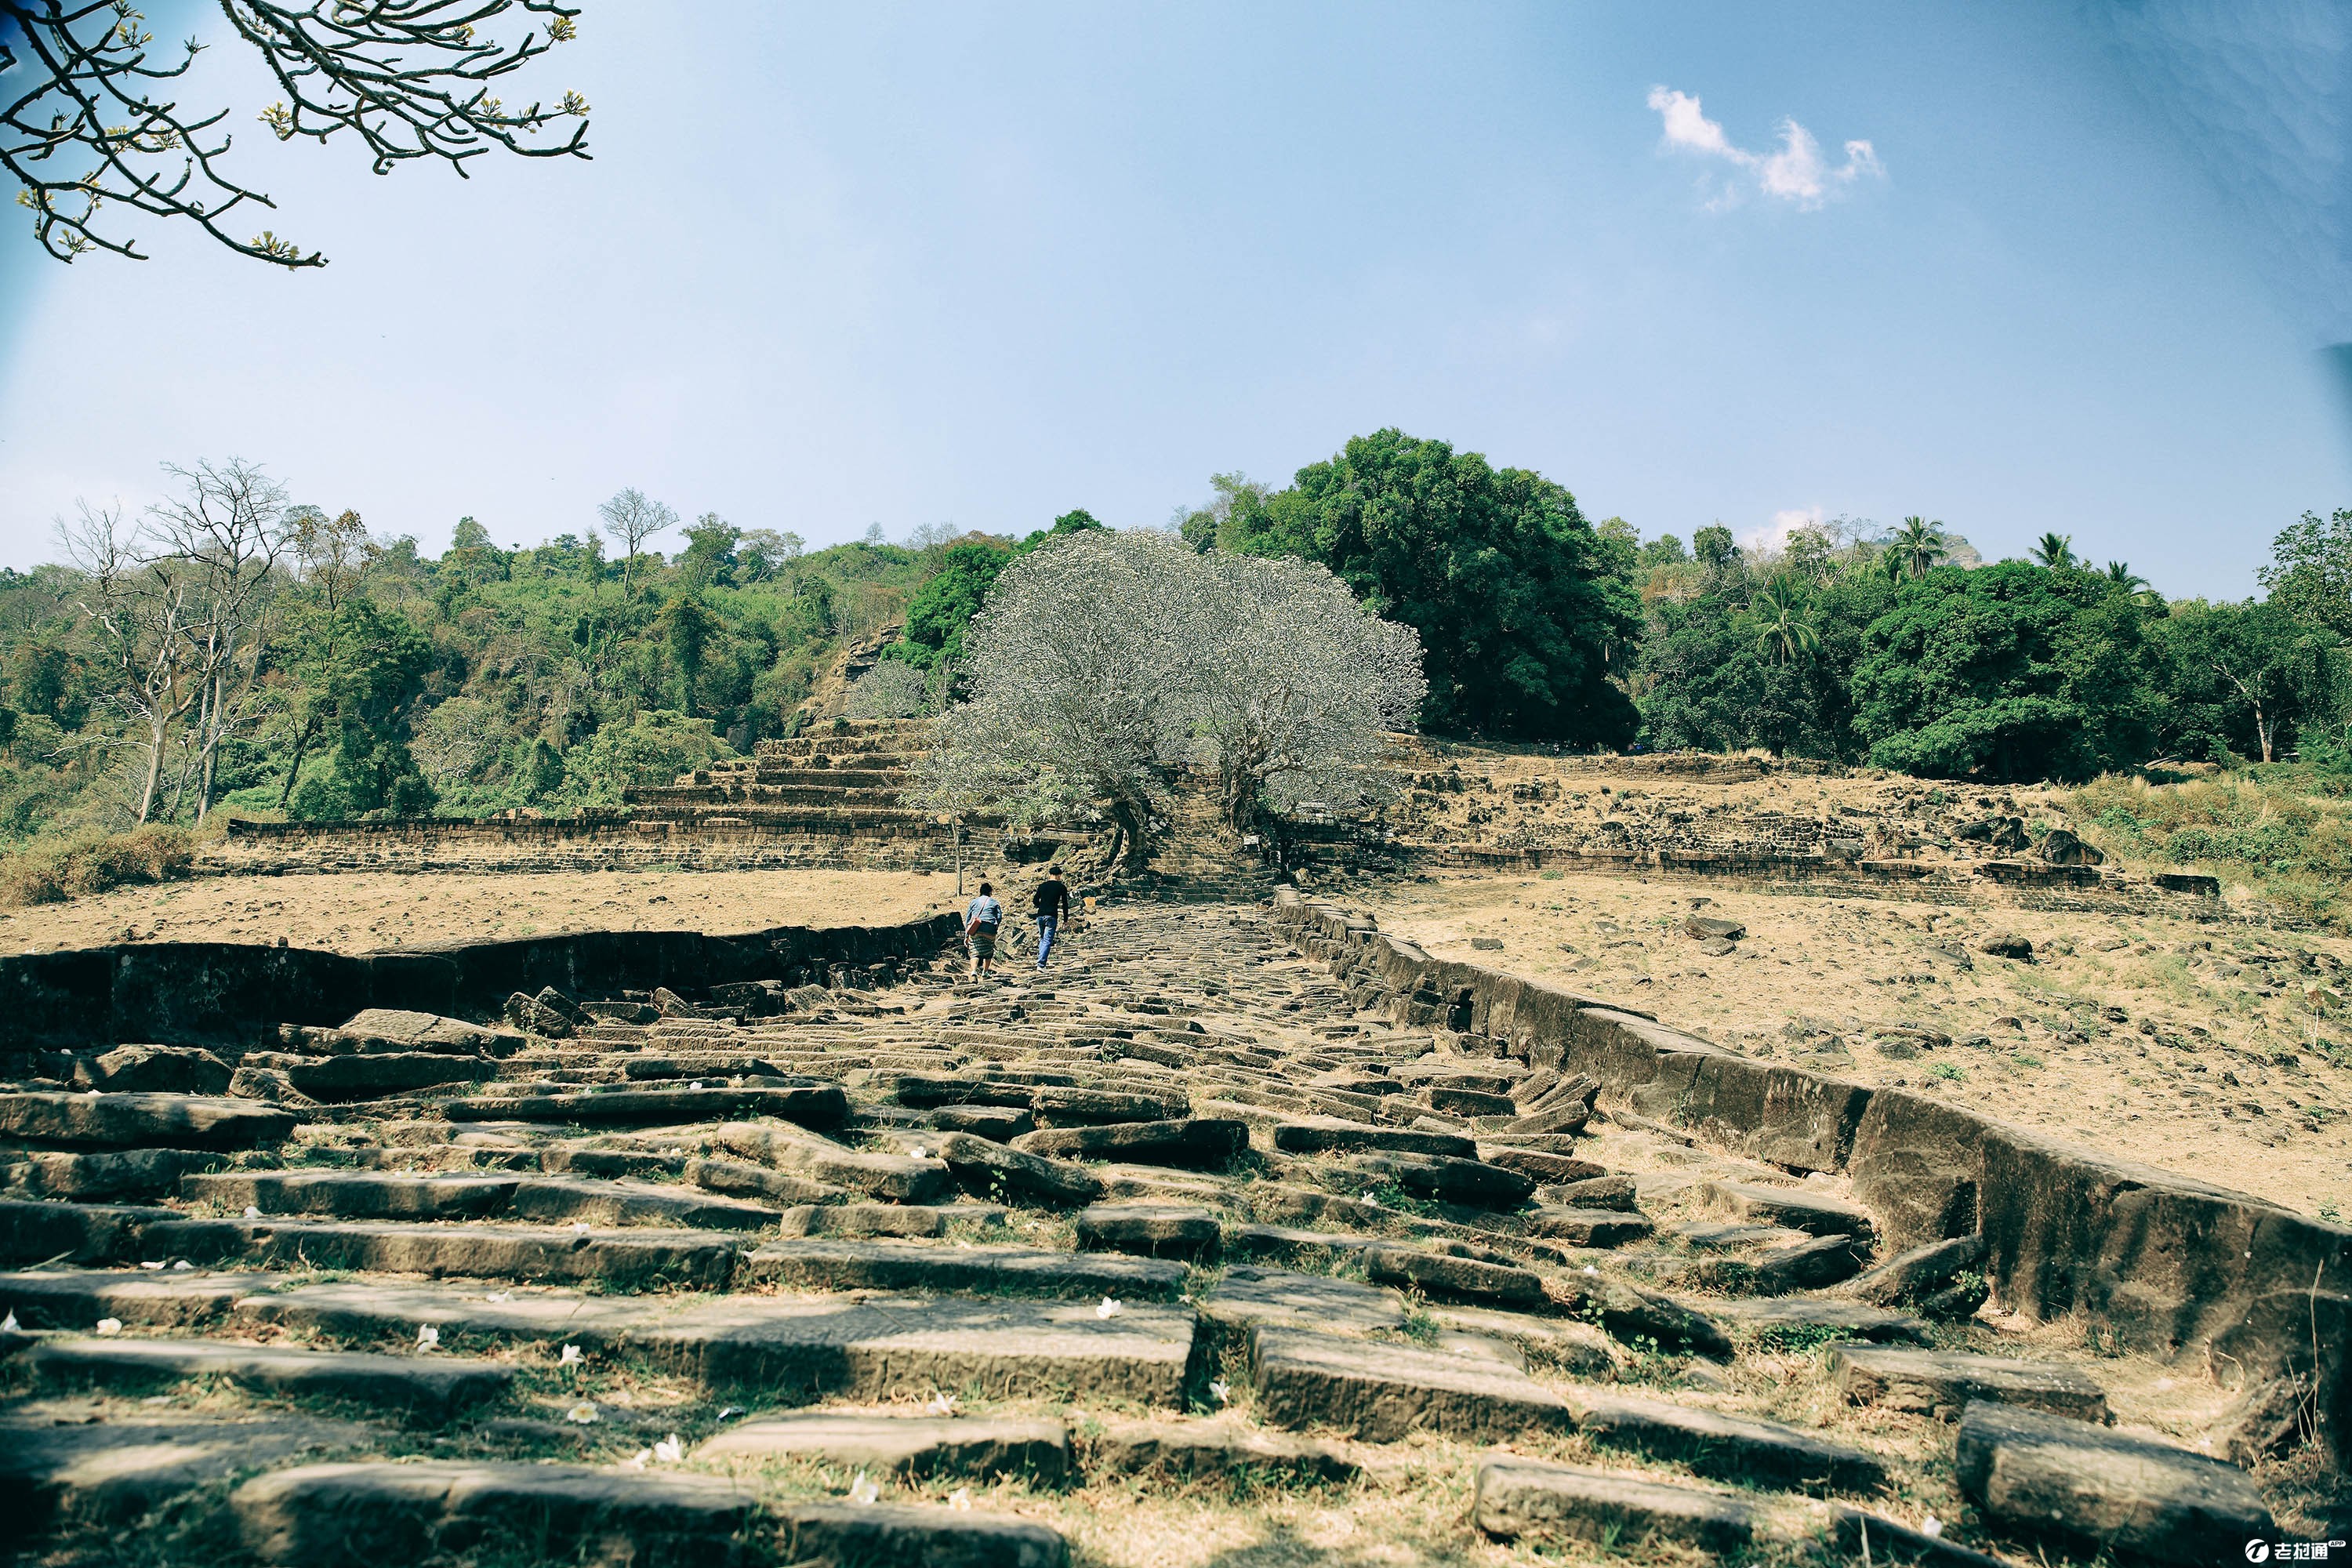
[{"x1": 1035, "y1": 915, "x2": 1058, "y2": 967}]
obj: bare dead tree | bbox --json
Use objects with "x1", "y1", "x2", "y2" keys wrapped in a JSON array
[
  {"x1": 58, "y1": 497, "x2": 200, "y2": 823},
  {"x1": 1, "y1": 0, "x2": 590, "y2": 268},
  {"x1": 596, "y1": 486, "x2": 675, "y2": 599},
  {"x1": 146, "y1": 457, "x2": 291, "y2": 819}
]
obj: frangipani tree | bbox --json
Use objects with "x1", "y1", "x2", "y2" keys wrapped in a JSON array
[{"x1": 913, "y1": 528, "x2": 1425, "y2": 864}]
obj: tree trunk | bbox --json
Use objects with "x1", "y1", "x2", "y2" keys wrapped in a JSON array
[
  {"x1": 278, "y1": 713, "x2": 318, "y2": 808},
  {"x1": 136, "y1": 717, "x2": 168, "y2": 823},
  {"x1": 1109, "y1": 796, "x2": 1150, "y2": 870}
]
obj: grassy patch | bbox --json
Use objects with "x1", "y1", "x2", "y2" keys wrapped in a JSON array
[
  {"x1": 0, "y1": 822, "x2": 193, "y2": 906},
  {"x1": 2073, "y1": 767, "x2": 2352, "y2": 926}
]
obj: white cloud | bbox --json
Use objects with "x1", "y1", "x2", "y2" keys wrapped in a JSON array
[
  {"x1": 1646, "y1": 87, "x2": 1883, "y2": 211},
  {"x1": 1744, "y1": 506, "x2": 1824, "y2": 554}
]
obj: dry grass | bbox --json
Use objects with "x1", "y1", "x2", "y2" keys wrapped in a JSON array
[
  {"x1": 0, "y1": 823, "x2": 192, "y2": 907},
  {"x1": 2074, "y1": 769, "x2": 2352, "y2": 927}
]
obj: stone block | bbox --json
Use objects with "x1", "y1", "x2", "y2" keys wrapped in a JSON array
[
  {"x1": 1251, "y1": 1325, "x2": 1571, "y2": 1441},
  {"x1": 1830, "y1": 1345, "x2": 2108, "y2": 1422},
  {"x1": 1472, "y1": 1455, "x2": 1758, "y2": 1552},
  {"x1": 699, "y1": 1412, "x2": 1069, "y2": 1480}
]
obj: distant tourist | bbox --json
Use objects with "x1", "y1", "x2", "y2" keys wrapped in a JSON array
[
  {"x1": 1032, "y1": 866, "x2": 1071, "y2": 970},
  {"x1": 964, "y1": 882, "x2": 1004, "y2": 978}
]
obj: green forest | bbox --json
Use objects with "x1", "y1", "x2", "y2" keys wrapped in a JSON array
[{"x1": 2, "y1": 429, "x2": 2348, "y2": 856}]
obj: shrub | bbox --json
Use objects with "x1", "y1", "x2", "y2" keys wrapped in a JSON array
[{"x1": 0, "y1": 823, "x2": 194, "y2": 906}]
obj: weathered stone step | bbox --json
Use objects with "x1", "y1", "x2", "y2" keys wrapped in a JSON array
[
  {"x1": 232, "y1": 1461, "x2": 760, "y2": 1567},
  {"x1": 782, "y1": 1501, "x2": 1070, "y2": 1568},
  {"x1": 924, "y1": 1132, "x2": 1103, "y2": 1204},
  {"x1": 775, "y1": 1201, "x2": 1004, "y2": 1239},
  {"x1": 1198, "y1": 1265, "x2": 1405, "y2": 1335},
  {"x1": 0, "y1": 1266, "x2": 278, "y2": 1328},
  {"x1": 1957, "y1": 1401, "x2": 2272, "y2": 1566},
  {"x1": 740, "y1": 1237, "x2": 1185, "y2": 1298},
  {"x1": 1473, "y1": 1454, "x2": 1758, "y2": 1552},
  {"x1": 1701, "y1": 1179, "x2": 1875, "y2": 1238},
  {"x1": 2, "y1": 1148, "x2": 225, "y2": 1202},
  {"x1": 1517, "y1": 1206, "x2": 1654, "y2": 1247},
  {"x1": 1075, "y1": 1203, "x2": 1220, "y2": 1259},
  {"x1": 1831, "y1": 1345, "x2": 2109, "y2": 1421},
  {"x1": 0, "y1": 1198, "x2": 178, "y2": 1266},
  {"x1": 445, "y1": 1083, "x2": 848, "y2": 1127},
  {"x1": 1705, "y1": 1296, "x2": 1933, "y2": 1346},
  {"x1": 1566, "y1": 1386, "x2": 1886, "y2": 1494},
  {"x1": 0, "y1": 1092, "x2": 297, "y2": 1151},
  {"x1": 143, "y1": 1218, "x2": 744, "y2": 1289},
  {"x1": 1250, "y1": 1324, "x2": 1570, "y2": 1441},
  {"x1": 1336, "y1": 1151, "x2": 1534, "y2": 1207},
  {"x1": 713, "y1": 1122, "x2": 952, "y2": 1203},
  {"x1": 1087, "y1": 1417, "x2": 1365, "y2": 1483},
  {"x1": 252, "y1": 1051, "x2": 495, "y2": 1101},
  {"x1": 0, "y1": 1413, "x2": 375, "y2": 1535},
  {"x1": 1010, "y1": 1118, "x2": 1247, "y2": 1168},
  {"x1": 502, "y1": 1176, "x2": 782, "y2": 1231},
  {"x1": 19, "y1": 1334, "x2": 511, "y2": 1417},
  {"x1": 1365, "y1": 1243, "x2": 1546, "y2": 1306},
  {"x1": 1271, "y1": 1119, "x2": 1476, "y2": 1159},
  {"x1": 184, "y1": 1171, "x2": 521, "y2": 1221},
  {"x1": 698, "y1": 1411, "x2": 1070, "y2": 1479},
  {"x1": 634, "y1": 1294, "x2": 1201, "y2": 1404}
]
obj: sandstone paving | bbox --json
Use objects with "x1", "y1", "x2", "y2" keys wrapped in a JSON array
[{"x1": 0, "y1": 895, "x2": 2305, "y2": 1566}]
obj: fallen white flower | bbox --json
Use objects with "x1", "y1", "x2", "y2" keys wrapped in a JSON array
[
  {"x1": 948, "y1": 1486, "x2": 972, "y2": 1511},
  {"x1": 244, "y1": 1206, "x2": 262, "y2": 1219},
  {"x1": 559, "y1": 1344, "x2": 583, "y2": 1365},
  {"x1": 416, "y1": 1325, "x2": 440, "y2": 1350},
  {"x1": 909, "y1": 1146, "x2": 927, "y2": 1160},
  {"x1": 95, "y1": 1318, "x2": 122, "y2": 1336},
  {"x1": 485, "y1": 1290, "x2": 512, "y2": 1303},
  {"x1": 2, "y1": 1310, "x2": 17, "y2": 1333},
  {"x1": 1209, "y1": 1379, "x2": 1231, "y2": 1404},
  {"x1": 565, "y1": 1403, "x2": 597, "y2": 1425},
  {"x1": 654, "y1": 1434, "x2": 684, "y2": 1463},
  {"x1": 1921, "y1": 1517, "x2": 1942, "y2": 1539},
  {"x1": 1096, "y1": 1297, "x2": 1122, "y2": 1319},
  {"x1": 571, "y1": 1222, "x2": 591, "y2": 1235},
  {"x1": 140, "y1": 1261, "x2": 164, "y2": 1272},
  {"x1": 624, "y1": 1449, "x2": 650, "y2": 1471},
  {"x1": 717, "y1": 1406, "x2": 745, "y2": 1421},
  {"x1": 171, "y1": 1260, "x2": 191, "y2": 1271},
  {"x1": 924, "y1": 1392, "x2": 957, "y2": 1415},
  {"x1": 848, "y1": 1472, "x2": 879, "y2": 1506}
]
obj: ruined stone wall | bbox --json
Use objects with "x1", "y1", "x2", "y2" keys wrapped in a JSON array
[
  {"x1": 1272, "y1": 888, "x2": 2352, "y2": 1462},
  {"x1": 0, "y1": 912, "x2": 964, "y2": 1057},
  {"x1": 206, "y1": 815, "x2": 1006, "y2": 877}
]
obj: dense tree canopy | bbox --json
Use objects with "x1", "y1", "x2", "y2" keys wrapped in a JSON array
[{"x1": 1200, "y1": 430, "x2": 1639, "y2": 744}]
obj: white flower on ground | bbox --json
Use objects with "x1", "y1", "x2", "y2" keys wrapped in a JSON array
[
  {"x1": 909, "y1": 1147, "x2": 927, "y2": 1160},
  {"x1": 171, "y1": 1260, "x2": 191, "y2": 1271},
  {"x1": 924, "y1": 1392, "x2": 957, "y2": 1415},
  {"x1": 571, "y1": 1221, "x2": 591, "y2": 1235},
  {"x1": 95, "y1": 1318, "x2": 122, "y2": 1336},
  {"x1": 624, "y1": 1448, "x2": 650, "y2": 1470},
  {"x1": 1209, "y1": 1379, "x2": 1231, "y2": 1404},
  {"x1": 654, "y1": 1434, "x2": 684, "y2": 1463},
  {"x1": 848, "y1": 1472, "x2": 880, "y2": 1506},
  {"x1": 948, "y1": 1486, "x2": 972, "y2": 1511},
  {"x1": 485, "y1": 1290, "x2": 511, "y2": 1303},
  {"x1": 2, "y1": 1310, "x2": 17, "y2": 1332},
  {"x1": 1363, "y1": 1195, "x2": 1380, "y2": 1210},
  {"x1": 559, "y1": 1344, "x2": 583, "y2": 1365},
  {"x1": 565, "y1": 1403, "x2": 597, "y2": 1424},
  {"x1": 1582, "y1": 1265, "x2": 1599, "y2": 1276},
  {"x1": 140, "y1": 1261, "x2": 164, "y2": 1271},
  {"x1": 717, "y1": 1406, "x2": 744, "y2": 1420},
  {"x1": 244, "y1": 1206, "x2": 261, "y2": 1219},
  {"x1": 1096, "y1": 1298, "x2": 1122, "y2": 1319},
  {"x1": 416, "y1": 1325, "x2": 440, "y2": 1350},
  {"x1": 1921, "y1": 1517, "x2": 1942, "y2": 1538}
]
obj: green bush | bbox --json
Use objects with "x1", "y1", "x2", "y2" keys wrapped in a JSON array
[{"x1": 0, "y1": 823, "x2": 194, "y2": 906}]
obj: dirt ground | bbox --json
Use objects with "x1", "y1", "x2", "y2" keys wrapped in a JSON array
[
  {"x1": 1363, "y1": 871, "x2": 2352, "y2": 1219},
  {"x1": 0, "y1": 869, "x2": 966, "y2": 956}
]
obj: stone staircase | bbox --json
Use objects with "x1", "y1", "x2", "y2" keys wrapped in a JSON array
[{"x1": 0, "y1": 903, "x2": 2292, "y2": 1566}]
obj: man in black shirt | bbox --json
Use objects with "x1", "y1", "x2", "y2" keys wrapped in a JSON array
[{"x1": 1032, "y1": 866, "x2": 1071, "y2": 971}]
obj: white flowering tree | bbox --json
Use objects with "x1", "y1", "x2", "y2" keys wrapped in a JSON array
[{"x1": 912, "y1": 528, "x2": 1424, "y2": 863}]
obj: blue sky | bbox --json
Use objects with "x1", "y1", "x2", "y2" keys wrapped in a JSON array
[{"x1": 0, "y1": 2, "x2": 2346, "y2": 595}]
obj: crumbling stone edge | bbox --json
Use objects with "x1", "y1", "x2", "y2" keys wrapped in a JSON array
[
  {"x1": 1270, "y1": 887, "x2": 2352, "y2": 1465},
  {"x1": 0, "y1": 913, "x2": 964, "y2": 1053}
]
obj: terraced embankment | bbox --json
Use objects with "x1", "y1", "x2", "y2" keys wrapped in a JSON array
[{"x1": 0, "y1": 895, "x2": 2336, "y2": 1565}]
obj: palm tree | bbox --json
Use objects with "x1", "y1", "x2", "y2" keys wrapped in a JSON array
[
  {"x1": 1751, "y1": 585, "x2": 1821, "y2": 664},
  {"x1": 2031, "y1": 532, "x2": 2078, "y2": 570},
  {"x1": 2104, "y1": 561, "x2": 2161, "y2": 608},
  {"x1": 1891, "y1": 516, "x2": 1947, "y2": 580}
]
